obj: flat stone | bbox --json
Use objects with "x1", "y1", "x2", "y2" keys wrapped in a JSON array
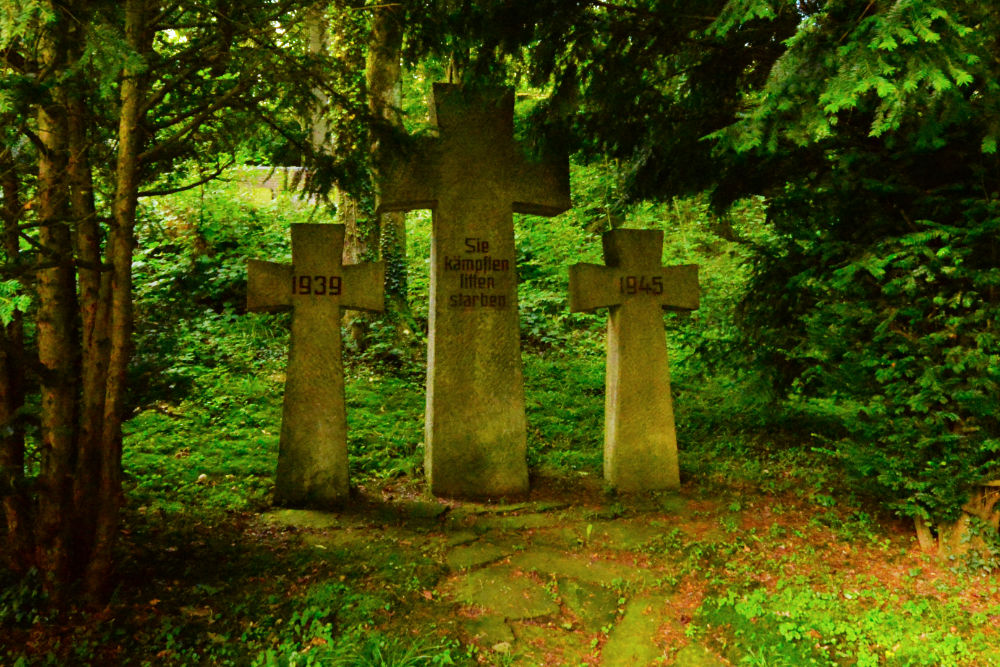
[
  {"x1": 446, "y1": 543, "x2": 511, "y2": 570},
  {"x1": 462, "y1": 615, "x2": 514, "y2": 645},
  {"x1": 472, "y1": 512, "x2": 565, "y2": 532},
  {"x1": 262, "y1": 509, "x2": 339, "y2": 530},
  {"x1": 400, "y1": 500, "x2": 449, "y2": 519},
  {"x1": 557, "y1": 578, "x2": 619, "y2": 632},
  {"x1": 530, "y1": 526, "x2": 588, "y2": 550},
  {"x1": 672, "y1": 644, "x2": 728, "y2": 666},
  {"x1": 511, "y1": 623, "x2": 592, "y2": 666},
  {"x1": 658, "y1": 494, "x2": 688, "y2": 515},
  {"x1": 601, "y1": 595, "x2": 669, "y2": 666},
  {"x1": 587, "y1": 520, "x2": 671, "y2": 550},
  {"x1": 445, "y1": 530, "x2": 479, "y2": 547},
  {"x1": 456, "y1": 567, "x2": 559, "y2": 620},
  {"x1": 472, "y1": 501, "x2": 534, "y2": 514},
  {"x1": 507, "y1": 549, "x2": 644, "y2": 586}
]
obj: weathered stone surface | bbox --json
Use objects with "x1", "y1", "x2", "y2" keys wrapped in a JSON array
[
  {"x1": 601, "y1": 595, "x2": 669, "y2": 666},
  {"x1": 588, "y1": 520, "x2": 672, "y2": 550},
  {"x1": 445, "y1": 542, "x2": 511, "y2": 570},
  {"x1": 456, "y1": 567, "x2": 560, "y2": 619},
  {"x1": 262, "y1": 509, "x2": 340, "y2": 530},
  {"x1": 471, "y1": 512, "x2": 566, "y2": 533},
  {"x1": 445, "y1": 530, "x2": 479, "y2": 547},
  {"x1": 462, "y1": 615, "x2": 514, "y2": 645},
  {"x1": 247, "y1": 224, "x2": 384, "y2": 506},
  {"x1": 399, "y1": 500, "x2": 449, "y2": 520},
  {"x1": 378, "y1": 84, "x2": 570, "y2": 498},
  {"x1": 569, "y1": 229, "x2": 699, "y2": 492},
  {"x1": 507, "y1": 548, "x2": 644, "y2": 586},
  {"x1": 556, "y1": 578, "x2": 619, "y2": 631}
]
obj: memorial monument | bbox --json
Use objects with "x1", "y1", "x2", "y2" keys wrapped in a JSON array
[
  {"x1": 247, "y1": 223, "x2": 384, "y2": 506},
  {"x1": 378, "y1": 84, "x2": 570, "y2": 497},
  {"x1": 568, "y1": 229, "x2": 699, "y2": 491}
]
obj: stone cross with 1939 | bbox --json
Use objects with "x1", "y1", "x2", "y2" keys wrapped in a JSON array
[
  {"x1": 569, "y1": 228, "x2": 699, "y2": 492},
  {"x1": 378, "y1": 84, "x2": 570, "y2": 497},
  {"x1": 247, "y1": 223, "x2": 384, "y2": 507}
]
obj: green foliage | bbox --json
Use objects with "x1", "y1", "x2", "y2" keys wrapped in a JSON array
[
  {"x1": 524, "y1": 353, "x2": 604, "y2": 472},
  {"x1": 0, "y1": 570, "x2": 48, "y2": 628},
  {"x1": 131, "y1": 179, "x2": 303, "y2": 408},
  {"x1": 713, "y1": 0, "x2": 999, "y2": 152},
  {"x1": 777, "y1": 212, "x2": 1000, "y2": 523},
  {"x1": 697, "y1": 580, "x2": 999, "y2": 665},
  {"x1": 0, "y1": 278, "x2": 30, "y2": 325},
  {"x1": 704, "y1": 0, "x2": 1000, "y2": 525},
  {"x1": 346, "y1": 371, "x2": 425, "y2": 478}
]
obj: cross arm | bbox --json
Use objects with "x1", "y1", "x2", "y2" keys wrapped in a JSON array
[
  {"x1": 655, "y1": 264, "x2": 700, "y2": 311},
  {"x1": 376, "y1": 136, "x2": 441, "y2": 213},
  {"x1": 341, "y1": 261, "x2": 385, "y2": 313},
  {"x1": 568, "y1": 263, "x2": 621, "y2": 313},
  {"x1": 511, "y1": 151, "x2": 571, "y2": 217},
  {"x1": 247, "y1": 259, "x2": 292, "y2": 313}
]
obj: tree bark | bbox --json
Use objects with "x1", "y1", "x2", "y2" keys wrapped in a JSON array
[
  {"x1": 69, "y1": 63, "x2": 111, "y2": 581},
  {"x1": 0, "y1": 146, "x2": 30, "y2": 571},
  {"x1": 84, "y1": 0, "x2": 150, "y2": 599},
  {"x1": 367, "y1": 4, "x2": 413, "y2": 333},
  {"x1": 34, "y1": 9, "x2": 80, "y2": 596}
]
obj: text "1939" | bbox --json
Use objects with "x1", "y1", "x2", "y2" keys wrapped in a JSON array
[{"x1": 292, "y1": 275, "x2": 342, "y2": 296}]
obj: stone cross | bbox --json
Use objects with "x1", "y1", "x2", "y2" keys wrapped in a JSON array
[
  {"x1": 568, "y1": 229, "x2": 699, "y2": 491},
  {"x1": 247, "y1": 223, "x2": 384, "y2": 506},
  {"x1": 377, "y1": 84, "x2": 570, "y2": 497}
]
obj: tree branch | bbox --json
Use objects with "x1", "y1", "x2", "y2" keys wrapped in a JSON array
[
  {"x1": 138, "y1": 81, "x2": 248, "y2": 164},
  {"x1": 137, "y1": 159, "x2": 234, "y2": 197}
]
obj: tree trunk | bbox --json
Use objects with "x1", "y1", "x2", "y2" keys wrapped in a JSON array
[
  {"x1": 68, "y1": 66, "x2": 111, "y2": 583},
  {"x1": 34, "y1": 16, "x2": 80, "y2": 596},
  {"x1": 914, "y1": 483, "x2": 1000, "y2": 557},
  {"x1": 0, "y1": 146, "x2": 30, "y2": 571},
  {"x1": 306, "y1": 2, "x2": 330, "y2": 154},
  {"x1": 367, "y1": 4, "x2": 414, "y2": 335},
  {"x1": 84, "y1": 0, "x2": 150, "y2": 599}
]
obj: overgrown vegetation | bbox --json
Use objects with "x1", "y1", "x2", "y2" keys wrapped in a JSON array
[{"x1": 4, "y1": 0, "x2": 1000, "y2": 663}]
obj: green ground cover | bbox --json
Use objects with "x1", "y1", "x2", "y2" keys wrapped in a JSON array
[{"x1": 3, "y1": 170, "x2": 1000, "y2": 666}]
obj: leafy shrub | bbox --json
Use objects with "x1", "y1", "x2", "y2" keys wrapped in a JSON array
[{"x1": 749, "y1": 202, "x2": 1000, "y2": 525}]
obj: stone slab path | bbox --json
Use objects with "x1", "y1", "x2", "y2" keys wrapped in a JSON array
[{"x1": 262, "y1": 476, "x2": 730, "y2": 665}]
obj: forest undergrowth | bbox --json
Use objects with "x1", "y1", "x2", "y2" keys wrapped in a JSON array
[{"x1": 3, "y1": 167, "x2": 1000, "y2": 666}]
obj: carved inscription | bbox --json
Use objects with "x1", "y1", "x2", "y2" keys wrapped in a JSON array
[
  {"x1": 619, "y1": 275, "x2": 664, "y2": 296},
  {"x1": 291, "y1": 275, "x2": 343, "y2": 296},
  {"x1": 445, "y1": 237, "x2": 510, "y2": 308}
]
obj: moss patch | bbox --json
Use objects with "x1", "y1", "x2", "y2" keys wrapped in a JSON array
[
  {"x1": 508, "y1": 548, "x2": 646, "y2": 586},
  {"x1": 601, "y1": 595, "x2": 670, "y2": 666},
  {"x1": 456, "y1": 567, "x2": 560, "y2": 619},
  {"x1": 445, "y1": 542, "x2": 512, "y2": 570}
]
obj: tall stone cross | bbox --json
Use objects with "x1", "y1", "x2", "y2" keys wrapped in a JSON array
[
  {"x1": 378, "y1": 84, "x2": 570, "y2": 497},
  {"x1": 247, "y1": 223, "x2": 384, "y2": 507},
  {"x1": 568, "y1": 229, "x2": 699, "y2": 491}
]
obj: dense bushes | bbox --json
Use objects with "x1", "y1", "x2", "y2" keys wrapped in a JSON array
[{"x1": 747, "y1": 200, "x2": 1000, "y2": 526}]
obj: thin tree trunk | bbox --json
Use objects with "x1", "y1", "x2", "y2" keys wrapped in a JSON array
[
  {"x1": 367, "y1": 5, "x2": 412, "y2": 330},
  {"x1": 85, "y1": 0, "x2": 149, "y2": 598},
  {"x1": 306, "y1": 2, "x2": 329, "y2": 155},
  {"x1": 69, "y1": 71, "x2": 111, "y2": 579},
  {"x1": 0, "y1": 146, "x2": 30, "y2": 570},
  {"x1": 34, "y1": 19, "x2": 80, "y2": 597}
]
